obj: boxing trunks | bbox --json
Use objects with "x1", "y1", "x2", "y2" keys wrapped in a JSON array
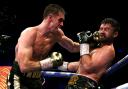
[
  {"x1": 7, "y1": 61, "x2": 43, "y2": 89},
  {"x1": 65, "y1": 75, "x2": 98, "y2": 89}
]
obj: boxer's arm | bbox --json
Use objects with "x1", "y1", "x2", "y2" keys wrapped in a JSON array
[
  {"x1": 81, "y1": 45, "x2": 115, "y2": 71},
  {"x1": 77, "y1": 31, "x2": 93, "y2": 56},
  {"x1": 67, "y1": 61, "x2": 79, "y2": 72},
  {"x1": 17, "y1": 28, "x2": 41, "y2": 73},
  {"x1": 58, "y1": 61, "x2": 79, "y2": 72},
  {"x1": 57, "y1": 28, "x2": 80, "y2": 53}
]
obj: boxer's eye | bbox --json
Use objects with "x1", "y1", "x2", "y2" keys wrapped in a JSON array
[{"x1": 58, "y1": 18, "x2": 64, "y2": 22}]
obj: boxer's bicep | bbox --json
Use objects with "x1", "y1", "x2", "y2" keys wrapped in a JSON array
[{"x1": 17, "y1": 30, "x2": 38, "y2": 72}]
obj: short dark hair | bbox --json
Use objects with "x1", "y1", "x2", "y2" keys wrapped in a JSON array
[
  {"x1": 101, "y1": 18, "x2": 120, "y2": 32},
  {"x1": 43, "y1": 4, "x2": 65, "y2": 18}
]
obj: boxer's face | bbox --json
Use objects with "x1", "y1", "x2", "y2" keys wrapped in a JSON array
[
  {"x1": 49, "y1": 12, "x2": 65, "y2": 30},
  {"x1": 56, "y1": 12, "x2": 64, "y2": 29},
  {"x1": 98, "y1": 23, "x2": 115, "y2": 42}
]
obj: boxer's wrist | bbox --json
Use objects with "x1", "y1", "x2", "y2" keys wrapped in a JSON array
[
  {"x1": 58, "y1": 61, "x2": 69, "y2": 71},
  {"x1": 39, "y1": 52, "x2": 63, "y2": 70},
  {"x1": 80, "y1": 43, "x2": 89, "y2": 56},
  {"x1": 39, "y1": 58, "x2": 53, "y2": 70}
]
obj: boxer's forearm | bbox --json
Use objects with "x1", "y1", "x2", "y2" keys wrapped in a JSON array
[
  {"x1": 72, "y1": 42, "x2": 80, "y2": 52},
  {"x1": 19, "y1": 52, "x2": 63, "y2": 73},
  {"x1": 59, "y1": 36, "x2": 80, "y2": 53},
  {"x1": 67, "y1": 61, "x2": 79, "y2": 72},
  {"x1": 19, "y1": 60, "x2": 41, "y2": 73},
  {"x1": 58, "y1": 61, "x2": 79, "y2": 72}
]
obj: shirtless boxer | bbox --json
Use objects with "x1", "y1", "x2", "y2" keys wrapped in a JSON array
[
  {"x1": 59, "y1": 18, "x2": 120, "y2": 89},
  {"x1": 7, "y1": 4, "x2": 79, "y2": 89}
]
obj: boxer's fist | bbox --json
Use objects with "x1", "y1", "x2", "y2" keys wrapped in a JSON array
[
  {"x1": 40, "y1": 52, "x2": 63, "y2": 70},
  {"x1": 93, "y1": 31, "x2": 100, "y2": 42},
  {"x1": 77, "y1": 31, "x2": 100, "y2": 56},
  {"x1": 77, "y1": 30, "x2": 92, "y2": 44},
  {"x1": 51, "y1": 52, "x2": 63, "y2": 67}
]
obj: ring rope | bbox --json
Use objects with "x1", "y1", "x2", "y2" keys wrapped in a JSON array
[
  {"x1": 42, "y1": 71, "x2": 76, "y2": 78},
  {"x1": 106, "y1": 54, "x2": 128, "y2": 76}
]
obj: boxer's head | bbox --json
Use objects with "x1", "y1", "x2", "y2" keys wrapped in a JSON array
[
  {"x1": 98, "y1": 18, "x2": 120, "y2": 43},
  {"x1": 43, "y1": 4, "x2": 65, "y2": 30},
  {"x1": 43, "y1": 4, "x2": 65, "y2": 18}
]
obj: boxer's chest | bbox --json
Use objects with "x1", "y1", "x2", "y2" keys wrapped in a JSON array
[{"x1": 33, "y1": 33, "x2": 56, "y2": 59}]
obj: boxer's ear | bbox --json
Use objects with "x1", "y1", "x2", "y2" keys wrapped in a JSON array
[
  {"x1": 113, "y1": 31, "x2": 118, "y2": 38},
  {"x1": 48, "y1": 14, "x2": 53, "y2": 18},
  {"x1": 47, "y1": 14, "x2": 53, "y2": 22}
]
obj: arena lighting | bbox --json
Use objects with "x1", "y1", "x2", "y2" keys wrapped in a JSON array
[
  {"x1": 0, "y1": 34, "x2": 11, "y2": 46},
  {"x1": 0, "y1": 35, "x2": 11, "y2": 40}
]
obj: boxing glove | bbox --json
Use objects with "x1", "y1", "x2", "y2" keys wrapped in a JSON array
[
  {"x1": 77, "y1": 31, "x2": 100, "y2": 56},
  {"x1": 77, "y1": 30, "x2": 93, "y2": 44},
  {"x1": 77, "y1": 31, "x2": 92, "y2": 56},
  {"x1": 77, "y1": 31, "x2": 100, "y2": 43},
  {"x1": 92, "y1": 31, "x2": 100, "y2": 42},
  {"x1": 40, "y1": 52, "x2": 63, "y2": 70}
]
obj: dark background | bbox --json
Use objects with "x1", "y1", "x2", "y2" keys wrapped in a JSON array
[{"x1": 0, "y1": 0, "x2": 128, "y2": 88}]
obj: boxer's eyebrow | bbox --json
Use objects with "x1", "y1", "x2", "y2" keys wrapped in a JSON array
[{"x1": 58, "y1": 18, "x2": 64, "y2": 22}]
